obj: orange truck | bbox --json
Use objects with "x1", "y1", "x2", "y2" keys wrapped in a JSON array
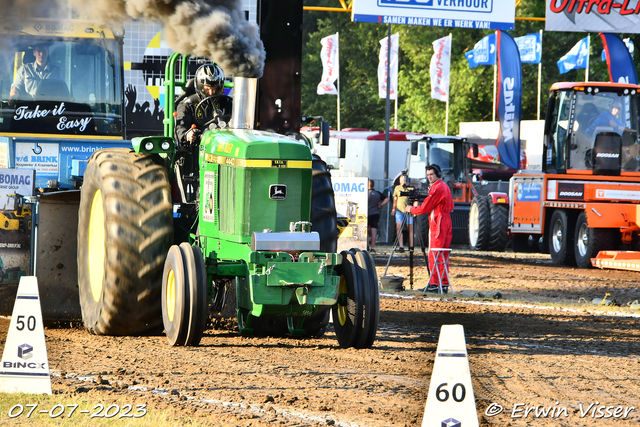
[{"x1": 476, "y1": 81, "x2": 640, "y2": 268}]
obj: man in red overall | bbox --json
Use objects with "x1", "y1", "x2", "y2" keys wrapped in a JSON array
[{"x1": 405, "y1": 164, "x2": 454, "y2": 291}]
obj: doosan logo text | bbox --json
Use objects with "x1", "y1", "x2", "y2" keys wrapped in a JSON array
[
  {"x1": 596, "y1": 152, "x2": 619, "y2": 158},
  {"x1": 559, "y1": 191, "x2": 582, "y2": 197}
]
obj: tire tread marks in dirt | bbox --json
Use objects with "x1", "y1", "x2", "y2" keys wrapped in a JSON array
[
  {"x1": 488, "y1": 203, "x2": 508, "y2": 252},
  {"x1": 78, "y1": 148, "x2": 173, "y2": 335},
  {"x1": 469, "y1": 195, "x2": 491, "y2": 251}
]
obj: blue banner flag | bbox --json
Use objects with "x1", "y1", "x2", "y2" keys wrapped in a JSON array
[
  {"x1": 514, "y1": 33, "x2": 541, "y2": 64},
  {"x1": 601, "y1": 38, "x2": 634, "y2": 61},
  {"x1": 465, "y1": 34, "x2": 496, "y2": 68},
  {"x1": 495, "y1": 30, "x2": 522, "y2": 171},
  {"x1": 600, "y1": 33, "x2": 638, "y2": 84},
  {"x1": 557, "y1": 37, "x2": 589, "y2": 74}
]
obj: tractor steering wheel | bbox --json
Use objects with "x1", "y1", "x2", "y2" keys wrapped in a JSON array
[{"x1": 195, "y1": 95, "x2": 232, "y2": 128}]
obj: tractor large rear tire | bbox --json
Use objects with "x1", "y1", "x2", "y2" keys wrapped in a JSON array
[
  {"x1": 311, "y1": 155, "x2": 338, "y2": 253},
  {"x1": 305, "y1": 154, "x2": 337, "y2": 334},
  {"x1": 78, "y1": 148, "x2": 173, "y2": 335},
  {"x1": 469, "y1": 196, "x2": 491, "y2": 251},
  {"x1": 488, "y1": 203, "x2": 509, "y2": 252}
]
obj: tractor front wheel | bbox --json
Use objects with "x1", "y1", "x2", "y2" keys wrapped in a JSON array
[
  {"x1": 161, "y1": 244, "x2": 208, "y2": 346},
  {"x1": 77, "y1": 148, "x2": 173, "y2": 335},
  {"x1": 185, "y1": 244, "x2": 208, "y2": 345},
  {"x1": 351, "y1": 248, "x2": 379, "y2": 349},
  {"x1": 332, "y1": 251, "x2": 363, "y2": 348},
  {"x1": 162, "y1": 245, "x2": 190, "y2": 346}
]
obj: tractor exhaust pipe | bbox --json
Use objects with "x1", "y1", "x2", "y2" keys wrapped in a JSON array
[{"x1": 231, "y1": 77, "x2": 257, "y2": 130}]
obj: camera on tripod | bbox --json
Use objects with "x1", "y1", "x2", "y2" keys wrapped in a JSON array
[{"x1": 400, "y1": 188, "x2": 427, "y2": 204}]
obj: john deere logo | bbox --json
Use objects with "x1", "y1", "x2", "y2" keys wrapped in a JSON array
[{"x1": 269, "y1": 185, "x2": 287, "y2": 200}]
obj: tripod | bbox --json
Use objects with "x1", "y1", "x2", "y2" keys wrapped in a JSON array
[
  {"x1": 382, "y1": 213, "x2": 407, "y2": 278},
  {"x1": 415, "y1": 215, "x2": 452, "y2": 295},
  {"x1": 382, "y1": 211, "x2": 430, "y2": 289}
]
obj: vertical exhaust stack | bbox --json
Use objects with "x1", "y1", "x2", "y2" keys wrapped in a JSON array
[{"x1": 231, "y1": 77, "x2": 257, "y2": 130}]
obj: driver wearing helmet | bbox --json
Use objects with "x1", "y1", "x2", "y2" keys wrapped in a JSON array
[{"x1": 175, "y1": 63, "x2": 232, "y2": 145}]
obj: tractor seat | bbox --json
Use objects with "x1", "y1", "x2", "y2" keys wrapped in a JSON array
[{"x1": 174, "y1": 78, "x2": 196, "y2": 105}]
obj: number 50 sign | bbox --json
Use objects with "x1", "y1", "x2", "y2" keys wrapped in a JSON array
[{"x1": 0, "y1": 277, "x2": 52, "y2": 395}]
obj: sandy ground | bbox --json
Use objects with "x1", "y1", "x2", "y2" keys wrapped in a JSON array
[{"x1": 1, "y1": 246, "x2": 640, "y2": 426}]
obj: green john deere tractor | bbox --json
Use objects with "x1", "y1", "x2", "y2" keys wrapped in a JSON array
[{"x1": 76, "y1": 53, "x2": 379, "y2": 348}]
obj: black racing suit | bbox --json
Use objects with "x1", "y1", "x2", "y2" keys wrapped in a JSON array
[
  {"x1": 174, "y1": 93, "x2": 232, "y2": 204},
  {"x1": 174, "y1": 93, "x2": 233, "y2": 145}
]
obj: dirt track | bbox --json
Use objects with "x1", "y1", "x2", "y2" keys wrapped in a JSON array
[{"x1": 1, "y1": 248, "x2": 640, "y2": 426}]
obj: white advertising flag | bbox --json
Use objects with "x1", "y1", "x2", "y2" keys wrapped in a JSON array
[
  {"x1": 317, "y1": 33, "x2": 339, "y2": 95},
  {"x1": 430, "y1": 35, "x2": 451, "y2": 102},
  {"x1": 378, "y1": 33, "x2": 399, "y2": 100}
]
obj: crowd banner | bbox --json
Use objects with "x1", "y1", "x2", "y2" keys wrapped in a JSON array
[
  {"x1": 546, "y1": 0, "x2": 640, "y2": 33},
  {"x1": 557, "y1": 36, "x2": 589, "y2": 74},
  {"x1": 495, "y1": 30, "x2": 522, "y2": 171},
  {"x1": 514, "y1": 33, "x2": 542, "y2": 64},
  {"x1": 317, "y1": 33, "x2": 339, "y2": 95},
  {"x1": 465, "y1": 34, "x2": 496, "y2": 68},
  {"x1": 352, "y1": 0, "x2": 516, "y2": 30},
  {"x1": 378, "y1": 33, "x2": 399, "y2": 100},
  {"x1": 600, "y1": 33, "x2": 638, "y2": 85},
  {"x1": 430, "y1": 35, "x2": 451, "y2": 102}
]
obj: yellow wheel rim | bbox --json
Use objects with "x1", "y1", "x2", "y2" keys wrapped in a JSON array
[
  {"x1": 88, "y1": 189, "x2": 106, "y2": 302},
  {"x1": 166, "y1": 269, "x2": 176, "y2": 322},
  {"x1": 337, "y1": 275, "x2": 348, "y2": 326}
]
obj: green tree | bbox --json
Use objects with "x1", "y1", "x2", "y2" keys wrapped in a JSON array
[
  {"x1": 301, "y1": 0, "x2": 640, "y2": 133},
  {"x1": 303, "y1": 2, "x2": 389, "y2": 130}
]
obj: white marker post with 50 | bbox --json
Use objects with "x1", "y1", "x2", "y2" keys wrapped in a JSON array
[{"x1": 0, "y1": 276, "x2": 52, "y2": 394}]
